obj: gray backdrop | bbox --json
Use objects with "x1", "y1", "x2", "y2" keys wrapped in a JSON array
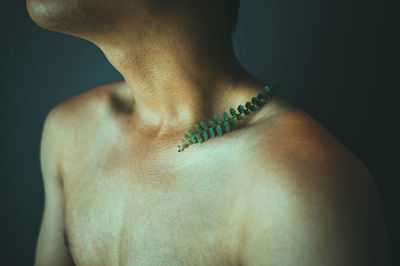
[{"x1": 2, "y1": 0, "x2": 399, "y2": 265}]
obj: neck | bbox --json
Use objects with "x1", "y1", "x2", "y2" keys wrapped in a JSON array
[{"x1": 92, "y1": 13, "x2": 258, "y2": 137}]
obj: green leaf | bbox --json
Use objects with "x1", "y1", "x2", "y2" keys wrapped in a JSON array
[
  {"x1": 237, "y1": 114, "x2": 243, "y2": 120},
  {"x1": 252, "y1": 96, "x2": 264, "y2": 107},
  {"x1": 195, "y1": 123, "x2": 202, "y2": 133},
  {"x1": 224, "y1": 121, "x2": 231, "y2": 132},
  {"x1": 209, "y1": 120, "x2": 216, "y2": 127},
  {"x1": 196, "y1": 134, "x2": 203, "y2": 143},
  {"x1": 214, "y1": 115, "x2": 222, "y2": 124},
  {"x1": 229, "y1": 117, "x2": 235, "y2": 126},
  {"x1": 185, "y1": 139, "x2": 190, "y2": 145},
  {"x1": 209, "y1": 127, "x2": 215, "y2": 138},
  {"x1": 189, "y1": 129, "x2": 196, "y2": 136},
  {"x1": 238, "y1": 105, "x2": 245, "y2": 113},
  {"x1": 222, "y1": 111, "x2": 229, "y2": 120},
  {"x1": 184, "y1": 133, "x2": 191, "y2": 140},
  {"x1": 216, "y1": 125, "x2": 223, "y2": 136},
  {"x1": 251, "y1": 96, "x2": 258, "y2": 105},
  {"x1": 203, "y1": 131, "x2": 208, "y2": 141},
  {"x1": 191, "y1": 136, "x2": 197, "y2": 143},
  {"x1": 247, "y1": 101, "x2": 256, "y2": 112},
  {"x1": 263, "y1": 85, "x2": 271, "y2": 94},
  {"x1": 245, "y1": 101, "x2": 252, "y2": 109},
  {"x1": 244, "y1": 109, "x2": 251, "y2": 115},
  {"x1": 257, "y1": 92, "x2": 265, "y2": 100},
  {"x1": 230, "y1": 108, "x2": 237, "y2": 116},
  {"x1": 200, "y1": 121, "x2": 208, "y2": 130}
]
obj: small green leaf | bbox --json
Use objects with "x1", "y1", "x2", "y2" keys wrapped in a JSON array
[
  {"x1": 200, "y1": 121, "x2": 208, "y2": 130},
  {"x1": 216, "y1": 125, "x2": 223, "y2": 136},
  {"x1": 196, "y1": 134, "x2": 203, "y2": 143},
  {"x1": 237, "y1": 114, "x2": 243, "y2": 120},
  {"x1": 214, "y1": 115, "x2": 222, "y2": 124},
  {"x1": 244, "y1": 109, "x2": 251, "y2": 115},
  {"x1": 247, "y1": 101, "x2": 256, "y2": 112},
  {"x1": 263, "y1": 85, "x2": 271, "y2": 94},
  {"x1": 252, "y1": 96, "x2": 264, "y2": 107},
  {"x1": 195, "y1": 123, "x2": 202, "y2": 132},
  {"x1": 184, "y1": 133, "x2": 191, "y2": 140},
  {"x1": 203, "y1": 131, "x2": 208, "y2": 141},
  {"x1": 229, "y1": 117, "x2": 235, "y2": 126},
  {"x1": 230, "y1": 108, "x2": 237, "y2": 116},
  {"x1": 189, "y1": 129, "x2": 196, "y2": 136},
  {"x1": 209, "y1": 127, "x2": 215, "y2": 138},
  {"x1": 238, "y1": 105, "x2": 245, "y2": 113},
  {"x1": 222, "y1": 111, "x2": 229, "y2": 121},
  {"x1": 224, "y1": 121, "x2": 231, "y2": 132},
  {"x1": 209, "y1": 120, "x2": 216, "y2": 127},
  {"x1": 257, "y1": 92, "x2": 265, "y2": 100},
  {"x1": 185, "y1": 139, "x2": 190, "y2": 145},
  {"x1": 191, "y1": 136, "x2": 197, "y2": 143},
  {"x1": 251, "y1": 97, "x2": 258, "y2": 105}
]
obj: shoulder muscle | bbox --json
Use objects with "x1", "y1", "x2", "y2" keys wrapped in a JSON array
[{"x1": 240, "y1": 112, "x2": 391, "y2": 266}]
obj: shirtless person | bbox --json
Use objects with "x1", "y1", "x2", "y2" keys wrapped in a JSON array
[{"x1": 27, "y1": 0, "x2": 391, "y2": 265}]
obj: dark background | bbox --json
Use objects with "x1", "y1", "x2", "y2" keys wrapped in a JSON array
[{"x1": 2, "y1": 0, "x2": 399, "y2": 265}]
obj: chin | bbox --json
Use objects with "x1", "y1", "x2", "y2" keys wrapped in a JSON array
[
  {"x1": 27, "y1": 0, "x2": 64, "y2": 31},
  {"x1": 26, "y1": 0, "x2": 155, "y2": 40},
  {"x1": 26, "y1": 0, "x2": 96, "y2": 36}
]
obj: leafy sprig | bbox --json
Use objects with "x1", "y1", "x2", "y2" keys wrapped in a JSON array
[{"x1": 177, "y1": 84, "x2": 278, "y2": 152}]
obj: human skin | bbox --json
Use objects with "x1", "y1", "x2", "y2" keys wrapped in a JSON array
[{"x1": 27, "y1": 0, "x2": 391, "y2": 265}]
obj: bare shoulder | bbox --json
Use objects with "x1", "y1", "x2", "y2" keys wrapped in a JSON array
[
  {"x1": 42, "y1": 80, "x2": 126, "y2": 144},
  {"x1": 41, "y1": 80, "x2": 124, "y2": 169},
  {"x1": 238, "y1": 110, "x2": 391, "y2": 266},
  {"x1": 47, "y1": 80, "x2": 123, "y2": 124},
  {"x1": 250, "y1": 108, "x2": 374, "y2": 180}
]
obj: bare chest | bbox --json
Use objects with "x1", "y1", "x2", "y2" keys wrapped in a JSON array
[{"x1": 62, "y1": 143, "x2": 249, "y2": 266}]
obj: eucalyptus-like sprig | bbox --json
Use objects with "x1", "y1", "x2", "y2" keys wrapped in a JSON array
[{"x1": 177, "y1": 84, "x2": 278, "y2": 152}]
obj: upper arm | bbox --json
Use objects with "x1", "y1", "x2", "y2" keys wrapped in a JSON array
[
  {"x1": 35, "y1": 107, "x2": 75, "y2": 266},
  {"x1": 239, "y1": 150, "x2": 391, "y2": 266}
]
